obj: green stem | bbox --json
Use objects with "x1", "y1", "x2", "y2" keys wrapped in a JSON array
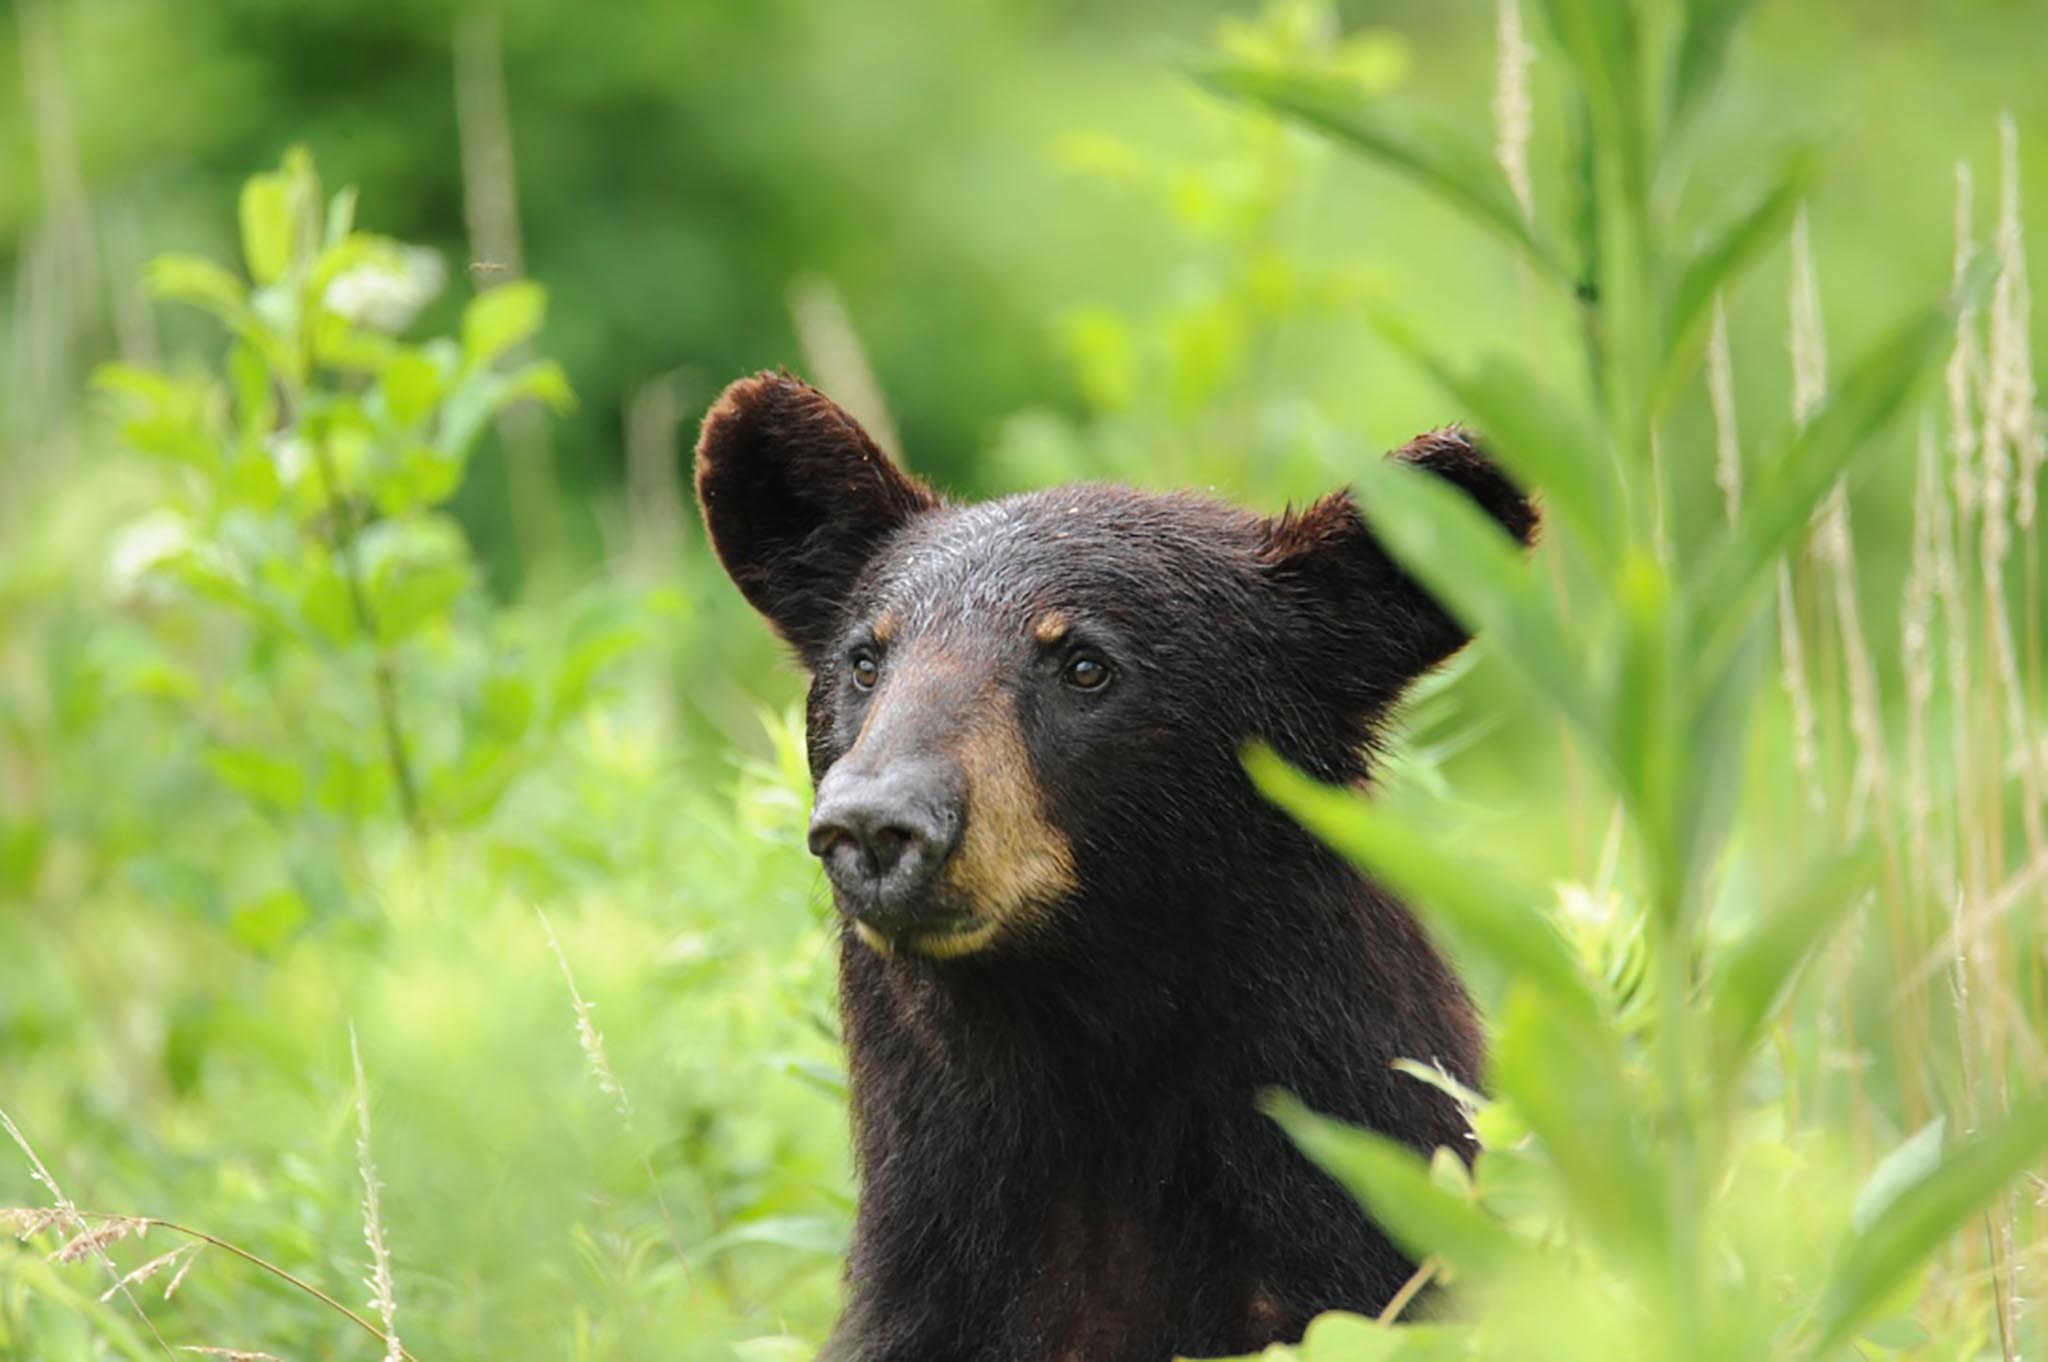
[{"x1": 306, "y1": 430, "x2": 424, "y2": 838}]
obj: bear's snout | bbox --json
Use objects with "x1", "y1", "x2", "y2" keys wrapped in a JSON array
[{"x1": 808, "y1": 758, "x2": 966, "y2": 940}]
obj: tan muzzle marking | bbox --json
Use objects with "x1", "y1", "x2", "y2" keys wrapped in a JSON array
[{"x1": 927, "y1": 686, "x2": 1077, "y2": 955}]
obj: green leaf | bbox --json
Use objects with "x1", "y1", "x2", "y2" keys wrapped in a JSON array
[
  {"x1": 700, "y1": 1215, "x2": 847, "y2": 1259},
  {"x1": 1661, "y1": 147, "x2": 1821, "y2": 396},
  {"x1": 375, "y1": 561, "x2": 470, "y2": 644},
  {"x1": 1349, "y1": 455, "x2": 1608, "y2": 766},
  {"x1": 239, "y1": 175, "x2": 294, "y2": 286},
  {"x1": 1693, "y1": 292, "x2": 1963, "y2": 662},
  {"x1": 1246, "y1": 749, "x2": 1595, "y2": 1016},
  {"x1": 1532, "y1": 0, "x2": 1646, "y2": 208},
  {"x1": 1491, "y1": 989, "x2": 1665, "y2": 1265},
  {"x1": 380, "y1": 348, "x2": 445, "y2": 428},
  {"x1": 1709, "y1": 843, "x2": 1876, "y2": 1077},
  {"x1": 1852, "y1": 1118, "x2": 1946, "y2": 1235},
  {"x1": 1811, "y1": 1092, "x2": 2048, "y2": 1350},
  {"x1": 1670, "y1": 0, "x2": 1763, "y2": 131},
  {"x1": 208, "y1": 746, "x2": 305, "y2": 812},
  {"x1": 462, "y1": 280, "x2": 547, "y2": 368},
  {"x1": 1299, "y1": 1311, "x2": 1443, "y2": 1361},
  {"x1": 1192, "y1": 63, "x2": 1572, "y2": 287},
  {"x1": 497, "y1": 359, "x2": 577, "y2": 413},
  {"x1": 146, "y1": 254, "x2": 253, "y2": 327},
  {"x1": 1675, "y1": 606, "x2": 1766, "y2": 908},
  {"x1": 1366, "y1": 311, "x2": 1623, "y2": 564},
  {"x1": 1263, "y1": 1092, "x2": 1527, "y2": 1281}
]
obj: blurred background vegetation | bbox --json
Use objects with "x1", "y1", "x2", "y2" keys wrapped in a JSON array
[{"x1": 2, "y1": 0, "x2": 2046, "y2": 1358}]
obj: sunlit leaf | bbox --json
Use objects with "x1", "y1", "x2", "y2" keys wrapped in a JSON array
[
  {"x1": 380, "y1": 349, "x2": 445, "y2": 428},
  {"x1": 239, "y1": 174, "x2": 294, "y2": 286},
  {"x1": 462, "y1": 280, "x2": 547, "y2": 368},
  {"x1": 146, "y1": 254, "x2": 253, "y2": 328},
  {"x1": 497, "y1": 359, "x2": 577, "y2": 413}
]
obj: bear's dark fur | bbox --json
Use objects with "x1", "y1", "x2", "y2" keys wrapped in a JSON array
[{"x1": 695, "y1": 372, "x2": 1536, "y2": 1362}]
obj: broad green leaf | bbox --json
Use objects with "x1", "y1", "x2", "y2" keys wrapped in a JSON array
[
  {"x1": 1298, "y1": 1311, "x2": 1404, "y2": 1362},
  {"x1": 497, "y1": 359, "x2": 577, "y2": 413},
  {"x1": 1366, "y1": 310, "x2": 1623, "y2": 564},
  {"x1": 1263, "y1": 1092, "x2": 1527, "y2": 1281},
  {"x1": 1693, "y1": 292, "x2": 1963, "y2": 663},
  {"x1": 208, "y1": 746, "x2": 305, "y2": 812},
  {"x1": 1490, "y1": 987, "x2": 1664, "y2": 1262},
  {"x1": 146, "y1": 254, "x2": 253, "y2": 328},
  {"x1": 375, "y1": 562, "x2": 469, "y2": 644},
  {"x1": 1661, "y1": 146, "x2": 1821, "y2": 395},
  {"x1": 1350, "y1": 455, "x2": 1608, "y2": 767},
  {"x1": 239, "y1": 174, "x2": 294, "y2": 286},
  {"x1": 380, "y1": 349, "x2": 445, "y2": 428},
  {"x1": 1193, "y1": 64, "x2": 1572, "y2": 287},
  {"x1": 371, "y1": 446, "x2": 464, "y2": 517},
  {"x1": 1709, "y1": 843, "x2": 1876, "y2": 1077},
  {"x1": 1811, "y1": 1091, "x2": 2048, "y2": 1350},
  {"x1": 462, "y1": 280, "x2": 547, "y2": 367},
  {"x1": 92, "y1": 361, "x2": 186, "y2": 414},
  {"x1": 1246, "y1": 749, "x2": 1595, "y2": 1016},
  {"x1": 1852, "y1": 1118, "x2": 1946, "y2": 1234},
  {"x1": 1670, "y1": 0, "x2": 1763, "y2": 132}
]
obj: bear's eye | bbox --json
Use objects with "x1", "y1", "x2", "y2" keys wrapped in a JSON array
[
  {"x1": 1063, "y1": 654, "x2": 1111, "y2": 693},
  {"x1": 850, "y1": 648, "x2": 880, "y2": 691}
]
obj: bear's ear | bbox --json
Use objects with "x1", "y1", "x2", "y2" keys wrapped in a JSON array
[
  {"x1": 696, "y1": 372, "x2": 938, "y2": 665},
  {"x1": 1257, "y1": 428, "x2": 1538, "y2": 706}
]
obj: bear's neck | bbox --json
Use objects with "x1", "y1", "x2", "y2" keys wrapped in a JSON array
[{"x1": 825, "y1": 846, "x2": 1480, "y2": 1362}]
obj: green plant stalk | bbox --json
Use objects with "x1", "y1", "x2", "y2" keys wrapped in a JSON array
[{"x1": 306, "y1": 429, "x2": 425, "y2": 838}]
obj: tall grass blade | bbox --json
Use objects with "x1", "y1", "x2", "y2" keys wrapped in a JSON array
[
  {"x1": 1694, "y1": 286, "x2": 1979, "y2": 663},
  {"x1": 1193, "y1": 64, "x2": 1574, "y2": 287},
  {"x1": 1661, "y1": 147, "x2": 1821, "y2": 397}
]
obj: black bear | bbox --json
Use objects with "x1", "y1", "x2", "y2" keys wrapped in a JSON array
[{"x1": 695, "y1": 372, "x2": 1536, "y2": 1362}]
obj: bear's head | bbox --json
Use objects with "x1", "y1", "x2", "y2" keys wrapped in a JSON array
[{"x1": 696, "y1": 372, "x2": 1536, "y2": 962}]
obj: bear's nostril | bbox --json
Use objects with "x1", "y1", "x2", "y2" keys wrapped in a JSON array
[{"x1": 867, "y1": 825, "x2": 915, "y2": 875}]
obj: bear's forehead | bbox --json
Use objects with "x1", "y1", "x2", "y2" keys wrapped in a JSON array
[{"x1": 859, "y1": 486, "x2": 1257, "y2": 634}]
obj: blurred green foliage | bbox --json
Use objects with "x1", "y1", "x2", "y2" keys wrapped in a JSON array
[{"x1": 2, "y1": 0, "x2": 2047, "y2": 1358}]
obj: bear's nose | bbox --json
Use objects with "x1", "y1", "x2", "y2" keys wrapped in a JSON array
[{"x1": 807, "y1": 763, "x2": 964, "y2": 933}]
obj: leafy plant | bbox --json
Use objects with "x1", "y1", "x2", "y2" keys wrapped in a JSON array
[
  {"x1": 89, "y1": 150, "x2": 626, "y2": 895},
  {"x1": 1198, "y1": 1, "x2": 2047, "y2": 1358}
]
